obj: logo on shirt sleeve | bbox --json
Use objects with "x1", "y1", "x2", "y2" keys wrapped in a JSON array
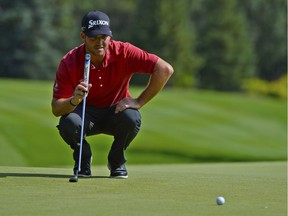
[{"x1": 53, "y1": 82, "x2": 59, "y2": 92}]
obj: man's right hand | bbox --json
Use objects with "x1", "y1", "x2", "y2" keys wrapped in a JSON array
[
  {"x1": 51, "y1": 82, "x2": 92, "y2": 117},
  {"x1": 71, "y1": 82, "x2": 92, "y2": 105}
]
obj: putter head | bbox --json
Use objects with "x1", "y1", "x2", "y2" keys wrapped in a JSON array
[
  {"x1": 69, "y1": 175, "x2": 78, "y2": 182},
  {"x1": 69, "y1": 171, "x2": 78, "y2": 182}
]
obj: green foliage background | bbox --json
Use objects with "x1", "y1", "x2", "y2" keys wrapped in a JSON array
[{"x1": 0, "y1": 0, "x2": 286, "y2": 90}]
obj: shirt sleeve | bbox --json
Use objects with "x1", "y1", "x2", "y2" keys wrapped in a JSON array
[
  {"x1": 52, "y1": 60, "x2": 75, "y2": 99},
  {"x1": 123, "y1": 43, "x2": 159, "y2": 74}
]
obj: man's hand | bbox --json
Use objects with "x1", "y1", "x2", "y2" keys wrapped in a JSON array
[
  {"x1": 51, "y1": 82, "x2": 92, "y2": 117},
  {"x1": 115, "y1": 98, "x2": 141, "y2": 114},
  {"x1": 71, "y1": 82, "x2": 92, "y2": 105}
]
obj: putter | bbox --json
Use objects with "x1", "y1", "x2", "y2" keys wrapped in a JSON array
[{"x1": 69, "y1": 53, "x2": 91, "y2": 183}]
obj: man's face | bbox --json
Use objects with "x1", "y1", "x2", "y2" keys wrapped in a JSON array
[{"x1": 82, "y1": 33, "x2": 111, "y2": 57}]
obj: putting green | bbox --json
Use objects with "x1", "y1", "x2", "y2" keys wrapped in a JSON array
[{"x1": 0, "y1": 162, "x2": 286, "y2": 216}]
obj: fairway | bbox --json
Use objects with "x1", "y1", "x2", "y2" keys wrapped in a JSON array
[
  {"x1": 0, "y1": 162, "x2": 286, "y2": 216},
  {"x1": 0, "y1": 79, "x2": 286, "y2": 167}
]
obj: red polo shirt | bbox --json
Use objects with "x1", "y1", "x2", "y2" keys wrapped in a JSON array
[{"x1": 53, "y1": 40, "x2": 159, "y2": 108}]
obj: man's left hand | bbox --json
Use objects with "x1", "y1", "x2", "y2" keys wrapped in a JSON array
[{"x1": 115, "y1": 98, "x2": 141, "y2": 113}]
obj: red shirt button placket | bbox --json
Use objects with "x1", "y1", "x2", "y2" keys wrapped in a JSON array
[{"x1": 99, "y1": 76, "x2": 103, "y2": 87}]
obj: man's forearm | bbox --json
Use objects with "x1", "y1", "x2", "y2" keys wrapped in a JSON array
[
  {"x1": 137, "y1": 58, "x2": 173, "y2": 108},
  {"x1": 51, "y1": 97, "x2": 77, "y2": 117}
]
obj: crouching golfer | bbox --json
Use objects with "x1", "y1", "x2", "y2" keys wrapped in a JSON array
[{"x1": 51, "y1": 10, "x2": 173, "y2": 178}]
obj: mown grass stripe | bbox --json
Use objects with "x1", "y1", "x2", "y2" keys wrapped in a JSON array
[{"x1": 0, "y1": 79, "x2": 286, "y2": 167}]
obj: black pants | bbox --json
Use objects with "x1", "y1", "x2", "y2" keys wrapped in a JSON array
[{"x1": 57, "y1": 104, "x2": 141, "y2": 167}]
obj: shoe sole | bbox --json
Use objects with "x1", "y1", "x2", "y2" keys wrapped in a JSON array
[
  {"x1": 77, "y1": 174, "x2": 92, "y2": 178},
  {"x1": 110, "y1": 175, "x2": 128, "y2": 179}
]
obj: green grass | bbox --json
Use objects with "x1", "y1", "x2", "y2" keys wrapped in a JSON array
[
  {"x1": 0, "y1": 79, "x2": 286, "y2": 167},
  {"x1": 0, "y1": 162, "x2": 286, "y2": 216}
]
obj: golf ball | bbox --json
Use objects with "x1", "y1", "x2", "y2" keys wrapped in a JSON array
[{"x1": 216, "y1": 196, "x2": 225, "y2": 205}]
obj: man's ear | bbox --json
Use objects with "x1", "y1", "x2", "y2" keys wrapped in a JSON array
[{"x1": 80, "y1": 32, "x2": 85, "y2": 42}]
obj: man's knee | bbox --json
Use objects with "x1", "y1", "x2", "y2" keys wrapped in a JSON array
[
  {"x1": 57, "y1": 113, "x2": 82, "y2": 149},
  {"x1": 118, "y1": 109, "x2": 141, "y2": 133}
]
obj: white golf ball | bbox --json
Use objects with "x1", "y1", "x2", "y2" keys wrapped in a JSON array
[{"x1": 216, "y1": 196, "x2": 225, "y2": 205}]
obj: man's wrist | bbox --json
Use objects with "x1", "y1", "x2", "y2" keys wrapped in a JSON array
[
  {"x1": 69, "y1": 98, "x2": 78, "y2": 106},
  {"x1": 135, "y1": 97, "x2": 145, "y2": 109}
]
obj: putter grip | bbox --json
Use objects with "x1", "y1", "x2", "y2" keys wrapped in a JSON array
[{"x1": 84, "y1": 53, "x2": 91, "y2": 85}]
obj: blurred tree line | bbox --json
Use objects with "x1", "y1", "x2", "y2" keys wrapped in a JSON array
[{"x1": 0, "y1": 0, "x2": 286, "y2": 91}]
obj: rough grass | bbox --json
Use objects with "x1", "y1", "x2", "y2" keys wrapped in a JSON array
[
  {"x1": 0, "y1": 162, "x2": 286, "y2": 216},
  {"x1": 0, "y1": 79, "x2": 286, "y2": 167}
]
